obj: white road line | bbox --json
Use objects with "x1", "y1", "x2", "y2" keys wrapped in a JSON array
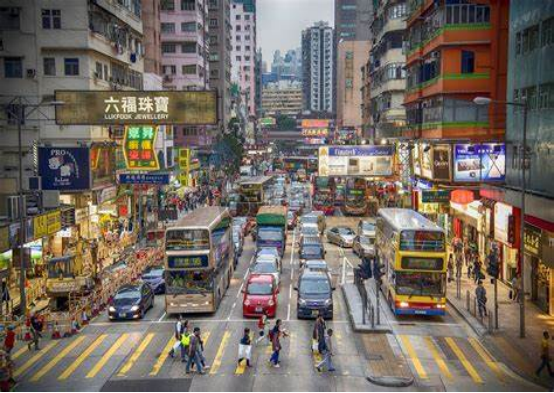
[
  {"x1": 228, "y1": 301, "x2": 237, "y2": 321},
  {"x1": 158, "y1": 312, "x2": 167, "y2": 322},
  {"x1": 289, "y1": 284, "x2": 292, "y2": 299},
  {"x1": 287, "y1": 304, "x2": 291, "y2": 321},
  {"x1": 89, "y1": 319, "x2": 350, "y2": 326},
  {"x1": 236, "y1": 282, "x2": 244, "y2": 299}
]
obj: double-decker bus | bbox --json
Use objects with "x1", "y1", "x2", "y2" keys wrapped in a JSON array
[
  {"x1": 312, "y1": 176, "x2": 335, "y2": 215},
  {"x1": 376, "y1": 208, "x2": 447, "y2": 316},
  {"x1": 236, "y1": 176, "x2": 274, "y2": 216},
  {"x1": 343, "y1": 177, "x2": 368, "y2": 216},
  {"x1": 164, "y1": 207, "x2": 234, "y2": 314}
]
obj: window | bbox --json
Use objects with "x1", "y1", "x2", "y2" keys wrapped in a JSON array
[
  {"x1": 182, "y1": 42, "x2": 196, "y2": 53},
  {"x1": 182, "y1": 22, "x2": 196, "y2": 32},
  {"x1": 209, "y1": 35, "x2": 218, "y2": 45},
  {"x1": 162, "y1": 42, "x2": 176, "y2": 53},
  {"x1": 245, "y1": 56, "x2": 250, "y2": 61},
  {"x1": 94, "y1": 61, "x2": 103, "y2": 79},
  {"x1": 209, "y1": 0, "x2": 218, "y2": 8},
  {"x1": 522, "y1": 24, "x2": 539, "y2": 54},
  {"x1": 236, "y1": 25, "x2": 241, "y2": 31},
  {"x1": 163, "y1": 65, "x2": 177, "y2": 74},
  {"x1": 44, "y1": 57, "x2": 56, "y2": 76},
  {"x1": 245, "y1": 25, "x2": 250, "y2": 31},
  {"x1": 64, "y1": 58, "x2": 79, "y2": 76},
  {"x1": 236, "y1": 56, "x2": 241, "y2": 61},
  {"x1": 209, "y1": 53, "x2": 219, "y2": 61},
  {"x1": 103, "y1": 64, "x2": 109, "y2": 80},
  {"x1": 236, "y1": 15, "x2": 241, "y2": 20},
  {"x1": 543, "y1": 17, "x2": 554, "y2": 47},
  {"x1": 42, "y1": 9, "x2": 61, "y2": 29},
  {"x1": 0, "y1": 7, "x2": 21, "y2": 30},
  {"x1": 4, "y1": 57, "x2": 22, "y2": 78},
  {"x1": 181, "y1": 0, "x2": 195, "y2": 11},
  {"x1": 461, "y1": 50, "x2": 474, "y2": 74},
  {"x1": 245, "y1": 14, "x2": 250, "y2": 20},
  {"x1": 236, "y1": 35, "x2": 241, "y2": 41},
  {"x1": 161, "y1": 23, "x2": 175, "y2": 34},
  {"x1": 245, "y1": 35, "x2": 250, "y2": 41},
  {"x1": 236, "y1": 45, "x2": 241, "y2": 51},
  {"x1": 516, "y1": 32, "x2": 522, "y2": 55},
  {"x1": 245, "y1": 45, "x2": 250, "y2": 51},
  {"x1": 182, "y1": 64, "x2": 196, "y2": 74},
  {"x1": 341, "y1": 4, "x2": 356, "y2": 10},
  {"x1": 161, "y1": 0, "x2": 175, "y2": 10},
  {"x1": 209, "y1": 18, "x2": 218, "y2": 27}
]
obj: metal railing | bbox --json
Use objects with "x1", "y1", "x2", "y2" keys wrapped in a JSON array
[{"x1": 465, "y1": 290, "x2": 495, "y2": 334}]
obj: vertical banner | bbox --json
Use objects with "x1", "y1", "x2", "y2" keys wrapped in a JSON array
[{"x1": 123, "y1": 126, "x2": 160, "y2": 170}]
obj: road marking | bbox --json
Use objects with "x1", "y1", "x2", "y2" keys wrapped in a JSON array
[
  {"x1": 30, "y1": 335, "x2": 86, "y2": 382},
  {"x1": 399, "y1": 335, "x2": 427, "y2": 379},
  {"x1": 59, "y1": 334, "x2": 107, "y2": 380},
  {"x1": 11, "y1": 346, "x2": 28, "y2": 360},
  {"x1": 424, "y1": 336, "x2": 452, "y2": 380},
  {"x1": 14, "y1": 341, "x2": 58, "y2": 378},
  {"x1": 286, "y1": 304, "x2": 291, "y2": 321},
  {"x1": 445, "y1": 337, "x2": 483, "y2": 383},
  {"x1": 468, "y1": 337, "x2": 504, "y2": 379},
  {"x1": 236, "y1": 282, "x2": 244, "y2": 299},
  {"x1": 228, "y1": 301, "x2": 237, "y2": 321},
  {"x1": 158, "y1": 312, "x2": 166, "y2": 322},
  {"x1": 89, "y1": 318, "x2": 349, "y2": 326},
  {"x1": 118, "y1": 333, "x2": 155, "y2": 376},
  {"x1": 149, "y1": 335, "x2": 175, "y2": 376},
  {"x1": 210, "y1": 331, "x2": 231, "y2": 374},
  {"x1": 86, "y1": 333, "x2": 129, "y2": 378}
]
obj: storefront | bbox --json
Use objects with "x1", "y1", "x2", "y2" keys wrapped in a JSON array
[
  {"x1": 450, "y1": 198, "x2": 484, "y2": 258},
  {"x1": 493, "y1": 202, "x2": 519, "y2": 283},
  {"x1": 416, "y1": 189, "x2": 451, "y2": 235}
]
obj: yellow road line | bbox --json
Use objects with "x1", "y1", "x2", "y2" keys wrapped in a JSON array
[
  {"x1": 59, "y1": 334, "x2": 107, "y2": 380},
  {"x1": 86, "y1": 334, "x2": 129, "y2": 379},
  {"x1": 14, "y1": 341, "x2": 58, "y2": 378},
  {"x1": 202, "y1": 331, "x2": 211, "y2": 345},
  {"x1": 424, "y1": 337, "x2": 452, "y2": 380},
  {"x1": 117, "y1": 333, "x2": 155, "y2": 376},
  {"x1": 11, "y1": 346, "x2": 28, "y2": 360},
  {"x1": 30, "y1": 336, "x2": 86, "y2": 382},
  {"x1": 445, "y1": 337, "x2": 483, "y2": 383},
  {"x1": 400, "y1": 335, "x2": 427, "y2": 379},
  {"x1": 210, "y1": 331, "x2": 230, "y2": 375},
  {"x1": 468, "y1": 338, "x2": 504, "y2": 379},
  {"x1": 149, "y1": 336, "x2": 175, "y2": 376}
]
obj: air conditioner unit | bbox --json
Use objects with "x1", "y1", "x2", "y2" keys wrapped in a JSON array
[{"x1": 26, "y1": 68, "x2": 36, "y2": 78}]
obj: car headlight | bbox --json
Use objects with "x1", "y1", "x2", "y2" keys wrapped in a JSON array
[
  {"x1": 268, "y1": 299, "x2": 275, "y2": 306},
  {"x1": 298, "y1": 298, "x2": 307, "y2": 306},
  {"x1": 130, "y1": 305, "x2": 140, "y2": 312},
  {"x1": 244, "y1": 299, "x2": 251, "y2": 306},
  {"x1": 323, "y1": 298, "x2": 332, "y2": 306},
  {"x1": 108, "y1": 306, "x2": 116, "y2": 312}
]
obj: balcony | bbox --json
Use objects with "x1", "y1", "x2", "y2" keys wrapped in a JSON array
[{"x1": 405, "y1": 72, "x2": 491, "y2": 104}]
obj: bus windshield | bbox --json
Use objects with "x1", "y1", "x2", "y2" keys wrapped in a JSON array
[
  {"x1": 166, "y1": 229, "x2": 210, "y2": 251},
  {"x1": 395, "y1": 272, "x2": 445, "y2": 297},
  {"x1": 166, "y1": 270, "x2": 213, "y2": 294},
  {"x1": 400, "y1": 230, "x2": 445, "y2": 251},
  {"x1": 258, "y1": 228, "x2": 284, "y2": 241}
]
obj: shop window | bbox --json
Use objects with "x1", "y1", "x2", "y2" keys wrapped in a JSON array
[{"x1": 461, "y1": 50, "x2": 474, "y2": 74}]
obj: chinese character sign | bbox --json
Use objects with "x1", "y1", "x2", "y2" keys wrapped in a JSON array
[{"x1": 123, "y1": 126, "x2": 160, "y2": 170}]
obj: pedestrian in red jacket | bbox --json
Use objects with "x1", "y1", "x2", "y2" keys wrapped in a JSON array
[{"x1": 4, "y1": 327, "x2": 15, "y2": 354}]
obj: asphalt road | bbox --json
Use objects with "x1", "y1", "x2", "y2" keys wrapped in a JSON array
[{"x1": 12, "y1": 198, "x2": 541, "y2": 391}]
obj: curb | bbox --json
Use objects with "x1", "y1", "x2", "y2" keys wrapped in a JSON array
[
  {"x1": 446, "y1": 296, "x2": 487, "y2": 337},
  {"x1": 366, "y1": 375, "x2": 414, "y2": 388},
  {"x1": 341, "y1": 285, "x2": 392, "y2": 334}
]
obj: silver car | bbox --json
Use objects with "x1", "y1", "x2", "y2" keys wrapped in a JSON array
[
  {"x1": 353, "y1": 235, "x2": 375, "y2": 258},
  {"x1": 326, "y1": 226, "x2": 356, "y2": 248}
]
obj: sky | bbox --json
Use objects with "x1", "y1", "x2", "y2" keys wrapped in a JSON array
[{"x1": 257, "y1": 0, "x2": 334, "y2": 64}]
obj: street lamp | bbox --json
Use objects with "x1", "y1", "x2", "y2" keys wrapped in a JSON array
[{"x1": 474, "y1": 96, "x2": 528, "y2": 338}]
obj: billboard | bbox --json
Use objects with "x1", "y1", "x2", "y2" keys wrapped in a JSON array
[
  {"x1": 432, "y1": 145, "x2": 451, "y2": 181},
  {"x1": 38, "y1": 147, "x2": 91, "y2": 191},
  {"x1": 318, "y1": 145, "x2": 394, "y2": 177},
  {"x1": 123, "y1": 126, "x2": 160, "y2": 170},
  {"x1": 55, "y1": 90, "x2": 217, "y2": 125},
  {"x1": 90, "y1": 143, "x2": 116, "y2": 189},
  {"x1": 118, "y1": 173, "x2": 170, "y2": 185},
  {"x1": 302, "y1": 119, "x2": 330, "y2": 128},
  {"x1": 302, "y1": 128, "x2": 328, "y2": 137},
  {"x1": 420, "y1": 143, "x2": 433, "y2": 179},
  {"x1": 453, "y1": 143, "x2": 505, "y2": 182},
  {"x1": 413, "y1": 143, "x2": 421, "y2": 176}
]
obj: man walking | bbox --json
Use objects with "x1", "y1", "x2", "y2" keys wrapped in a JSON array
[
  {"x1": 186, "y1": 327, "x2": 204, "y2": 374},
  {"x1": 536, "y1": 331, "x2": 554, "y2": 377},
  {"x1": 313, "y1": 314, "x2": 326, "y2": 354},
  {"x1": 476, "y1": 281, "x2": 487, "y2": 318},
  {"x1": 169, "y1": 316, "x2": 184, "y2": 358},
  {"x1": 269, "y1": 319, "x2": 287, "y2": 367},
  {"x1": 316, "y1": 329, "x2": 335, "y2": 372}
]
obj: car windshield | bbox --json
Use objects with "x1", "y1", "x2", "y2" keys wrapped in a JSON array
[
  {"x1": 143, "y1": 269, "x2": 163, "y2": 279},
  {"x1": 114, "y1": 288, "x2": 140, "y2": 300},
  {"x1": 395, "y1": 272, "x2": 446, "y2": 297},
  {"x1": 252, "y1": 263, "x2": 278, "y2": 274},
  {"x1": 258, "y1": 248, "x2": 278, "y2": 256},
  {"x1": 306, "y1": 262, "x2": 327, "y2": 270},
  {"x1": 300, "y1": 279, "x2": 330, "y2": 295},
  {"x1": 338, "y1": 228, "x2": 354, "y2": 235},
  {"x1": 302, "y1": 226, "x2": 318, "y2": 235},
  {"x1": 247, "y1": 282, "x2": 273, "y2": 295},
  {"x1": 303, "y1": 246, "x2": 323, "y2": 256},
  {"x1": 258, "y1": 229, "x2": 283, "y2": 241},
  {"x1": 362, "y1": 222, "x2": 375, "y2": 232},
  {"x1": 302, "y1": 216, "x2": 318, "y2": 224}
]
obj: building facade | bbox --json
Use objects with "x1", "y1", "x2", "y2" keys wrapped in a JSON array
[
  {"x1": 262, "y1": 81, "x2": 303, "y2": 117},
  {"x1": 208, "y1": 0, "x2": 233, "y2": 131},
  {"x1": 302, "y1": 21, "x2": 335, "y2": 114},
  {"x1": 369, "y1": 0, "x2": 407, "y2": 140},
  {"x1": 404, "y1": 0, "x2": 508, "y2": 141},
  {"x1": 142, "y1": 0, "x2": 162, "y2": 75},
  {"x1": 334, "y1": 0, "x2": 372, "y2": 41}
]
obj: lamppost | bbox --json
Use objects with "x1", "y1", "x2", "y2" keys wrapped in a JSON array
[
  {"x1": 4, "y1": 97, "x2": 64, "y2": 316},
  {"x1": 473, "y1": 96, "x2": 528, "y2": 338}
]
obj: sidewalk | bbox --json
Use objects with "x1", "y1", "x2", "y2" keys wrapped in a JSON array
[{"x1": 447, "y1": 270, "x2": 554, "y2": 388}]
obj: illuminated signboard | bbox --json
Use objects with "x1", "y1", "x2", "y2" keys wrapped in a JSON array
[
  {"x1": 318, "y1": 145, "x2": 394, "y2": 177},
  {"x1": 55, "y1": 90, "x2": 217, "y2": 125},
  {"x1": 260, "y1": 117, "x2": 276, "y2": 126},
  {"x1": 167, "y1": 255, "x2": 209, "y2": 269},
  {"x1": 302, "y1": 119, "x2": 330, "y2": 128},
  {"x1": 123, "y1": 126, "x2": 160, "y2": 170},
  {"x1": 302, "y1": 128, "x2": 329, "y2": 137},
  {"x1": 453, "y1": 143, "x2": 505, "y2": 182}
]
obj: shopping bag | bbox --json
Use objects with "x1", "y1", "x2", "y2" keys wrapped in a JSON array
[
  {"x1": 238, "y1": 343, "x2": 247, "y2": 358},
  {"x1": 172, "y1": 340, "x2": 181, "y2": 352},
  {"x1": 312, "y1": 339, "x2": 318, "y2": 352}
]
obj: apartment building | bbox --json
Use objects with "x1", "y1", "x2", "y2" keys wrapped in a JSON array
[
  {"x1": 262, "y1": 81, "x2": 303, "y2": 117},
  {"x1": 142, "y1": 0, "x2": 162, "y2": 75},
  {"x1": 335, "y1": 0, "x2": 372, "y2": 41}
]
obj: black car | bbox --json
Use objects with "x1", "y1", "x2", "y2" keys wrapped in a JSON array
[
  {"x1": 108, "y1": 283, "x2": 154, "y2": 320},
  {"x1": 295, "y1": 270, "x2": 334, "y2": 320}
]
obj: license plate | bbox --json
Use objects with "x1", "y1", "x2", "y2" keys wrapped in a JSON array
[
  {"x1": 414, "y1": 310, "x2": 426, "y2": 315},
  {"x1": 119, "y1": 313, "x2": 126, "y2": 318},
  {"x1": 255, "y1": 307, "x2": 262, "y2": 312},
  {"x1": 312, "y1": 310, "x2": 319, "y2": 317}
]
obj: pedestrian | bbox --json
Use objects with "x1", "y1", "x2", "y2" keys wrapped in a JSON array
[
  {"x1": 447, "y1": 254, "x2": 454, "y2": 283},
  {"x1": 455, "y1": 253, "x2": 463, "y2": 280},
  {"x1": 536, "y1": 331, "x2": 554, "y2": 377},
  {"x1": 238, "y1": 328, "x2": 253, "y2": 368},
  {"x1": 313, "y1": 314, "x2": 326, "y2": 354},
  {"x1": 255, "y1": 312, "x2": 270, "y2": 345},
  {"x1": 511, "y1": 276, "x2": 520, "y2": 302},
  {"x1": 476, "y1": 281, "x2": 487, "y2": 318},
  {"x1": 180, "y1": 322, "x2": 191, "y2": 363},
  {"x1": 316, "y1": 329, "x2": 335, "y2": 372},
  {"x1": 186, "y1": 327, "x2": 204, "y2": 374},
  {"x1": 3, "y1": 326, "x2": 14, "y2": 354},
  {"x1": 269, "y1": 319, "x2": 288, "y2": 367},
  {"x1": 27, "y1": 314, "x2": 42, "y2": 351},
  {"x1": 168, "y1": 316, "x2": 184, "y2": 358}
]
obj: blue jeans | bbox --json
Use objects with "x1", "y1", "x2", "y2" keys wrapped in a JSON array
[
  {"x1": 317, "y1": 350, "x2": 334, "y2": 371},
  {"x1": 181, "y1": 345, "x2": 188, "y2": 361},
  {"x1": 186, "y1": 352, "x2": 203, "y2": 373},
  {"x1": 270, "y1": 349, "x2": 280, "y2": 365}
]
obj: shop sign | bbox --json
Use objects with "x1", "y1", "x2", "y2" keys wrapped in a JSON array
[
  {"x1": 542, "y1": 231, "x2": 554, "y2": 267},
  {"x1": 55, "y1": 90, "x2": 217, "y2": 125},
  {"x1": 0, "y1": 226, "x2": 9, "y2": 253},
  {"x1": 304, "y1": 138, "x2": 326, "y2": 145},
  {"x1": 123, "y1": 126, "x2": 160, "y2": 170},
  {"x1": 48, "y1": 280, "x2": 78, "y2": 293},
  {"x1": 413, "y1": 143, "x2": 421, "y2": 176},
  {"x1": 453, "y1": 143, "x2": 506, "y2": 182},
  {"x1": 90, "y1": 144, "x2": 116, "y2": 189},
  {"x1": 524, "y1": 224, "x2": 542, "y2": 257},
  {"x1": 318, "y1": 145, "x2": 394, "y2": 177},
  {"x1": 433, "y1": 145, "x2": 451, "y2": 181},
  {"x1": 260, "y1": 117, "x2": 276, "y2": 126},
  {"x1": 118, "y1": 173, "x2": 170, "y2": 185},
  {"x1": 302, "y1": 128, "x2": 328, "y2": 137},
  {"x1": 494, "y1": 202, "x2": 513, "y2": 245},
  {"x1": 38, "y1": 147, "x2": 91, "y2": 191},
  {"x1": 97, "y1": 186, "x2": 117, "y2": 205},
  {"x1": 421, "y1": 190, "x2": 451, "y2": 203},
  {"x1": 75, "y1": 207, "x2": 89, "y2": 223},
  {"x1": 32, "y1": 211, "x2": 61, "y2": 239},
  {"x1": 302, "y1": 119, "x2": 330, "y2": 128},
  {"x1": 420, "y1": 143, "x2": 433, "y2": 179}
]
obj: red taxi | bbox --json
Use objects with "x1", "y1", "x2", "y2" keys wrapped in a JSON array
[{"x1": 242, "y1": 274, "x2": 278, "y2": 317}]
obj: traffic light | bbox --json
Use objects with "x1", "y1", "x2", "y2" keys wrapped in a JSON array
[{"x1": 486, "y1": 251, "x2": 500, "y2": 279}]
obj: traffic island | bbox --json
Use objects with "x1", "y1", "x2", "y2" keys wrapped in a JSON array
[{"x1": 341, "y1": 282, "x2": 391, "y2": 333}]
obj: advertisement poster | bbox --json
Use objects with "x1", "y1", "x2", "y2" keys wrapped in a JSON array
[
  {"x1": 91, "y1": 143, "x2": 116, "y2": 189},
  {"x1": 432, "y1": 145, "x2": 451, "y2": 181},
  {"x1": 420, "y1": 143, "x2": 433, "y2": 179},
  {"x1": 38, "y1": 147, "x2": 91, "y2": 191},
  {"x1": 453, "y1": 143, "x2": 505, "y2": 182},
  {"x1": 318, "y1": 145, "x2": 394, "y2": 177},
  {"x1": 123, "y1": 126, "x2": 160, "y2": 170},
  {"x1": 494, "y1": 202, "x2": 512, "y2": 244},
  {"x1": 413, "y1": 143, "x2": 421, "y2": 176}
]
